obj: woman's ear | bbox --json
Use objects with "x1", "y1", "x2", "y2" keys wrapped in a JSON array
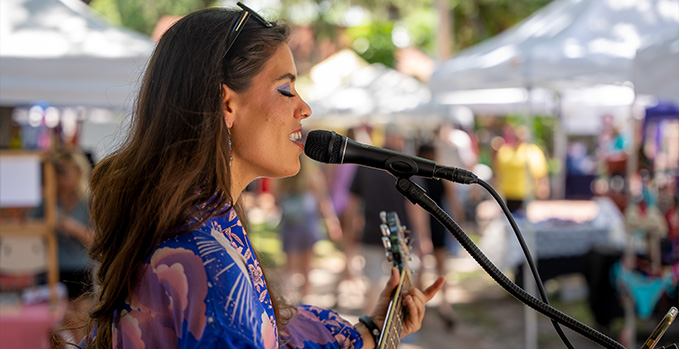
[{"x1": 221, "y1": 84, "x2": 235, "y2": 128}]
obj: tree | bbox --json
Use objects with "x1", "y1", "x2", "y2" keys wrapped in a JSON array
[
  {"x1": 345, "y1": 21, "x2": 396, "y2": 66},
  {"x1": 90, "y1": 0, "x2": 216, "y2": 36},
  {"x1": 452, "y1": 0, "x2": 552, "y2": 51},
  {"x1": 353, "y1": 0, "x2": 553, "y2": 55},
  {"x1": 332, "y1": 0, "x2": 554, "y2": 67},
  {"x1": 88, "y1": 0, "x2": 553, "y2": 68}
]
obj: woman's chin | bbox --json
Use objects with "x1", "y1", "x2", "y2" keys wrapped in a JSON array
[{"x1": 268, "y1": 164, "x2": 300, "y2": 179}]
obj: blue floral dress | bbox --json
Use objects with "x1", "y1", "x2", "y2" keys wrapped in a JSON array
[{"x1": 112, "y1": 208, "x2": 364, "y2": 348}]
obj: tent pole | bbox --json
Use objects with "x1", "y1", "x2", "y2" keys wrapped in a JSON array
[
  {"x1": 553, "y1": 91, "x2": 566, "y2": 199},
  {"x1": 523, "y1": 85, "x2": 538, "y2": 349}
]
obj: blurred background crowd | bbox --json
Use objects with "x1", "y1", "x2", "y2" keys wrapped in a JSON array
[{"x1": 0, "y1": 0, "x2": 677, "y2": 348}]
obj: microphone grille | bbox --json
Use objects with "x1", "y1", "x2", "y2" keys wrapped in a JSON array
[{"x1": 305, "y1": 130, "x2": 343, "y2": 164}]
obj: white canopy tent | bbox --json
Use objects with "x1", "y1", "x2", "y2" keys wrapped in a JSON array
[
  {"x1": 429, "y1": 0, "x2": 679, "y2": 94},
  {"x1": 428, "y1": 0, "x2": 679, "y2": 135},
  {"x1": 428, "y1": 2, "x2": 677, "y2": 344},
  {"x1": 300, "y1": 49, "x2": 446, "y2": 129},
  {"x1": 632, "y1": 34, "x2": 679, "y2": 101},
  {"x1": 0, "y1": 0, "x2": 155, "y2": 109}
]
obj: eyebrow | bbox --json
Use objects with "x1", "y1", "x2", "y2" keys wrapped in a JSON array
[{"x1": 275, "y1": 73, "x2": 296, "y2": 83}]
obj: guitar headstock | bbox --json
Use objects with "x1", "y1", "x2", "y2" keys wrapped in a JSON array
[
  {"x1": 379, "y1": 211, "x2": 412, "y2": 272},
  {"x1": 377, "y1": 211, "x2": 413, "y2": 349}
]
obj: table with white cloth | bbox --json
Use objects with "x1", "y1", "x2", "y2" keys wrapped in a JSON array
[{"x1": 479, "y1": 196, "x2": 627, "y2": 282}]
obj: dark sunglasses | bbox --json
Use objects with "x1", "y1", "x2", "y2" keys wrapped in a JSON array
[{"x1": 224, "y1": 2, "x2": 273, "y2": 57}]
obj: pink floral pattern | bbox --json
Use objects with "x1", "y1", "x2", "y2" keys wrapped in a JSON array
[
  {"x1": 109, "y1": 207, "x2": 362, "y2": 348},
  {"x1": 281, "y1": 305, "x2": 363, "y2": 348}
]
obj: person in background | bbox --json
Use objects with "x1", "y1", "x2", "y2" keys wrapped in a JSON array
[
  {"x1": 274, "y1": 157, "x2": 341, "y2": 301},
  {"x1": 433, "y1": 123, "x2": 468, "y2": 253},
  {"x1": 348, "y1": 124, "x2": 422, "y2": 315},
  {"x1": 494, "y1": 124, "x2": 550, "y2": 213},
  {"x1": 411, "y1": 143, "x2": 459, "y2": 330},
  {"x1": 75, "y1": 4, "x2": 443, "y2": 348},
  {"x1": 47, "y1": 148, "x2": 94, "y2": 343},
  {"x1": 323, "y1": 127, "x2": 359, "y2": 282}
]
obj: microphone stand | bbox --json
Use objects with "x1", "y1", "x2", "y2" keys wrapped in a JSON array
[{"x1": 394, "y1": 177, "x2": 626, "y2": 349}]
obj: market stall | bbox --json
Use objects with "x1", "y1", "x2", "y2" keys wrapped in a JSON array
[
  {"x1": 300, "y1": 49, "x2": 447, "y2": 129},
  {"x1": 0, "y1": 0, "x2": 154, "y2": 109}
]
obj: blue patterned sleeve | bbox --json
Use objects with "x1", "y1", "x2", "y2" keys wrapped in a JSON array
[{"x1": 280, "y1": 304, "x2": 364, "y2": 349}]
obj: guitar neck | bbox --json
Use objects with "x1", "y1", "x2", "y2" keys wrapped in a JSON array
[{"x1": 378, "y1": 268, "x2": 413, "y2": 349}]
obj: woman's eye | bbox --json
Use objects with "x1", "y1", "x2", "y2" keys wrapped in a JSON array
[
  {"x1": 277, "y1": 89, "x2": 295, "y2": 97},
  {"x1": 277, "y1": 83, "x2": 296, "y2": 97}
]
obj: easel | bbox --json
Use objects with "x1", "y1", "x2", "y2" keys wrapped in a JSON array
[{"x1": 0, "y1": 150, "x2": 59, "y2": 301}]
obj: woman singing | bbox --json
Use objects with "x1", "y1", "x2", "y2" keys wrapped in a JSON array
[{"x1": 80, "y1": 3, "x2": 443, "y2": 348}]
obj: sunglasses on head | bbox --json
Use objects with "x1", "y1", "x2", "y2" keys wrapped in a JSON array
[{"x1": 224, "y1": 2, "x2": 273, "y2": 57}]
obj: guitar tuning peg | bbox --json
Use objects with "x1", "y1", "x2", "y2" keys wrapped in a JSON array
[
  {"x1": 382, "y1": 239, "x2": 394, "y2": 263},
  {"x1": 381, "y1": 236, "x2": 392, "y2": 251},
  {"x1": 380, "y1": 224, "x2": 390, "y2": 237},
  {"x1": 380, "y1": 211, "x2": 387, "y2": 224}
]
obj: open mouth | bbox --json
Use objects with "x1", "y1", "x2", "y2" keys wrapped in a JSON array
[{"x1": 288, "y1": 131, "x2": 302, "y2": 142}]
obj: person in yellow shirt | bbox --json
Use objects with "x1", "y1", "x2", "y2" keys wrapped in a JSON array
[{"x1": 495, "y1": 125, "x2": 550, "y2": 213}]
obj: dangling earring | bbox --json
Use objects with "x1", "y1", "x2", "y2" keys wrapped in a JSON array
[{"x1": 227, "y1": 128, "x2": 233, "y2": 167}]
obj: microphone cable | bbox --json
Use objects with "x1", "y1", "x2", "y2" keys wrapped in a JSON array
[
  {"x1": 304, "y1": 129, "x2": 619, "y2": 347},
  {"x1": 395, "y1": 177, "x2": 625, "y2": 348},
  {"x1": 476, "y1": 178, "x2": 574, "y2": 349}
]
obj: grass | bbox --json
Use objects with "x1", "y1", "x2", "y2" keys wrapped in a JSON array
[
  {"x1": 247, "y1": 220, "x2": 285, "y2": 268},
  {"x1": 248, "y1": 219, "x2": 342, "y2": 269},
  {"x1": 454, "y1": 299, "x2": 502, "y2": 331}
]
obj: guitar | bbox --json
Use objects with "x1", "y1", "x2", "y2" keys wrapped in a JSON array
[{"x1": 376, "y1": 211, "x2": 413, "y2": 349}]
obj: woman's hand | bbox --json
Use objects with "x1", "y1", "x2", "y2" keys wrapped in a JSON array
[{"x1": 370, "y1": 268, "x2": 445, "y2": 339}]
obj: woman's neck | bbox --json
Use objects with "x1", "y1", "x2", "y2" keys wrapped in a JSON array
[
  {"x1": 229, "y1": 161, "x2": 257, "y2": 202},
  {"x1": 230, "y1": 179, "x2": 247, "y2": 204}
]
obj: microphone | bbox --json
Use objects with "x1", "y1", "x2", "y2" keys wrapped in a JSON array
[{"x1": 304, "y1": 130, "x2": 478, "y2": 184}]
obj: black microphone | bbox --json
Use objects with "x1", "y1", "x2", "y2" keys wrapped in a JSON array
[{"x1": 304, "y1": 130, "x2": 478, "y2": 184}]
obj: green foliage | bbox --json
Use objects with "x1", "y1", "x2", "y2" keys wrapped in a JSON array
[
  {"x1": 345, "y1": 20, "x2": 396, "y2": 67},
  {"x1": 247, "y1": 221, "x2": 285, "y2": 268},
  {"x1": 278, "y1": 0, "x2": 347, "y2": 41},
  {"x1": 340, "y1": 0, "x2": 552, "y2": 67},
  {"x1": 452, "y1": 0, "x2": 552, "y2": 50},
  {"x1": 88, "y1": 0, "x2": 554, "y2": 67},
  {"x1": 505, "y1": 114, "x2": 555, "y2": 153},
  {"x1": 400, "y1": 7, "x2": 437, "y2": 53},
  {"x1": 90, "y1": 0, "x2": 216, "y2": 36},
  {"x1": 89, "y1": 0, "x2": 122, "y2": 25}
]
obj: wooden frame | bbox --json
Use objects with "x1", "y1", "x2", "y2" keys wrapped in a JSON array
[{"x1": 0, "y1": 150, "x2": 58, "y2": 299}]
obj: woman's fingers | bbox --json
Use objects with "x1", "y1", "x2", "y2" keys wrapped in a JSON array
[
  {"x1": 400, "y1": 277, "x2": 446, "y2": 337},
  {"x1": 378, "y1": 272, "x2": 446, "y2": 338},
  {"x1": 407, "y1": 294, "x2": 422, "y2": 321},
  {"x1": 403, "y1": 276, "x2": 445, "y2": 311},
  {"x1": 401, "y1": 293, "x2": 424, "y2": 336},
  {"x1": 379, "y1": 267, "x2": 400, "y2": 298},
  {"x1": 422, "y1": 276, "x2": 445, "y2": 301},
  {"x1": 371, "y1": 268, "x2": 402, "y2": 327}
]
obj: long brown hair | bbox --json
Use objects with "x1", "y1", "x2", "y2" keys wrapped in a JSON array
[{"x1": 85, "y1": 7, "x2": 290, "y2": 348}]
